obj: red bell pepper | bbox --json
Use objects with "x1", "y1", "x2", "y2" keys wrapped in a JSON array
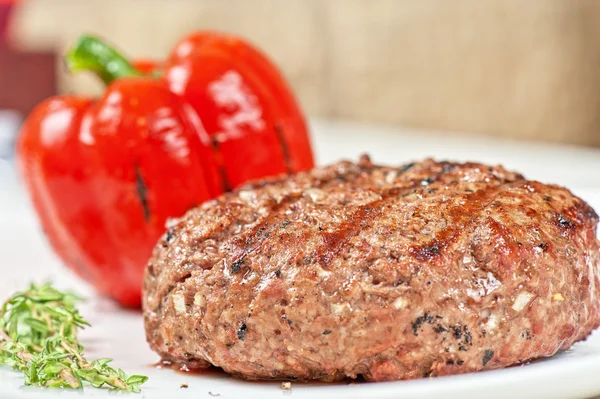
[{"x1": 17, "y1": 33, "x2": 314, "y2": 307}]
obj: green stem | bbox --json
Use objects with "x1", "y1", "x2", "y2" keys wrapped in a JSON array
[{"x1": 65, "y1": 35, "x2": 139, "y2": 85}]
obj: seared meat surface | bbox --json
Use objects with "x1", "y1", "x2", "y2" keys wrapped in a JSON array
[{"x1": 143, "y1": 156, "x2": 600, "y2": 381}]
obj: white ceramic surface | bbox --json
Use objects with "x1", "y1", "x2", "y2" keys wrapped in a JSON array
[{"x1": 1, "y1": 119, "x2": 600, "y2": 399}]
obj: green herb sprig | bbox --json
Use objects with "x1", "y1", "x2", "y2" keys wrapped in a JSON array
[{"x1": 0, "y1": 283, "x2": 148, "y2": 392}]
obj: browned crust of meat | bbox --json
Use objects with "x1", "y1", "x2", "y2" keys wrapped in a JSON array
[{"x1": 143, "y1": 156, "x2": 600, "y2": 381}]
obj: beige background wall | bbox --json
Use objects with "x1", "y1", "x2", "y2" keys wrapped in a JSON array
[{"x1": 10, "y1": 0, "x2": 600, "y2": 147}]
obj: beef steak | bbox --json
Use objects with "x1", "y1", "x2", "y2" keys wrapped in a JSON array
[{"x1": 143, "y1": 156, "x2": 600, "y2": 381}]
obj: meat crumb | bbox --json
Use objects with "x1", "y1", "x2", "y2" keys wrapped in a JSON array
[
  {"x1": 180, "y1": 383, "x2": 188, "y2": 389},
  {"x1": 281, "y1": 382, "x2": 292, "y2": 390}
]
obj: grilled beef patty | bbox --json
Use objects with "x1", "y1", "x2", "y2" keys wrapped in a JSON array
[{"x1": 143, "y1": 156, "x2": 600, "y2": 381}]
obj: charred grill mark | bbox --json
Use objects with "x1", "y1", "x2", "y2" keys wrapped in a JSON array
[
  {"x1": 317, "y1": 206, "x2": 381, "y2": 267},
  {"x1": 408, "y1": 181, "x2": 521, "y2": 263},
  {"x1": 315, "y1": 163, "x2": 465, "y2": 267},
  {"x1": 134, "y1": 164, "x2": 151, "y2": 222},
  {"x1": 227, "y1": 167, "x2": 365, "y2": 274},
  {"x1": 315, "y1": 168, "x2": 453, "y2": 267},
  {"x1": 274, "y1": 124, "x2": 293, "y2": 174},
  {"x1": 211, "y1": 136, "x2": 232, "y2": 192},
  {"x1": 227, "y1": 193, "x2": 303, "y2": 271},
  {"x1": 218, "y1": 166, "x2": 232, "y2": 192}
]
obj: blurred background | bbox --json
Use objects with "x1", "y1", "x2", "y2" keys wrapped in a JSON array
[{"x1": 3, "y1": 0, "x2": 600, "y2": 159}]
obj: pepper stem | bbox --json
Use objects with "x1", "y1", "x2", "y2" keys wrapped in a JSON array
[{"x1": 65, "y1": 35, "x2": 139, "y2": 85}]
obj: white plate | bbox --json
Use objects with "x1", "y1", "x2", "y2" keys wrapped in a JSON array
[{"x1": 1, "y1": 119, "x2": 600, "y2": 399}]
